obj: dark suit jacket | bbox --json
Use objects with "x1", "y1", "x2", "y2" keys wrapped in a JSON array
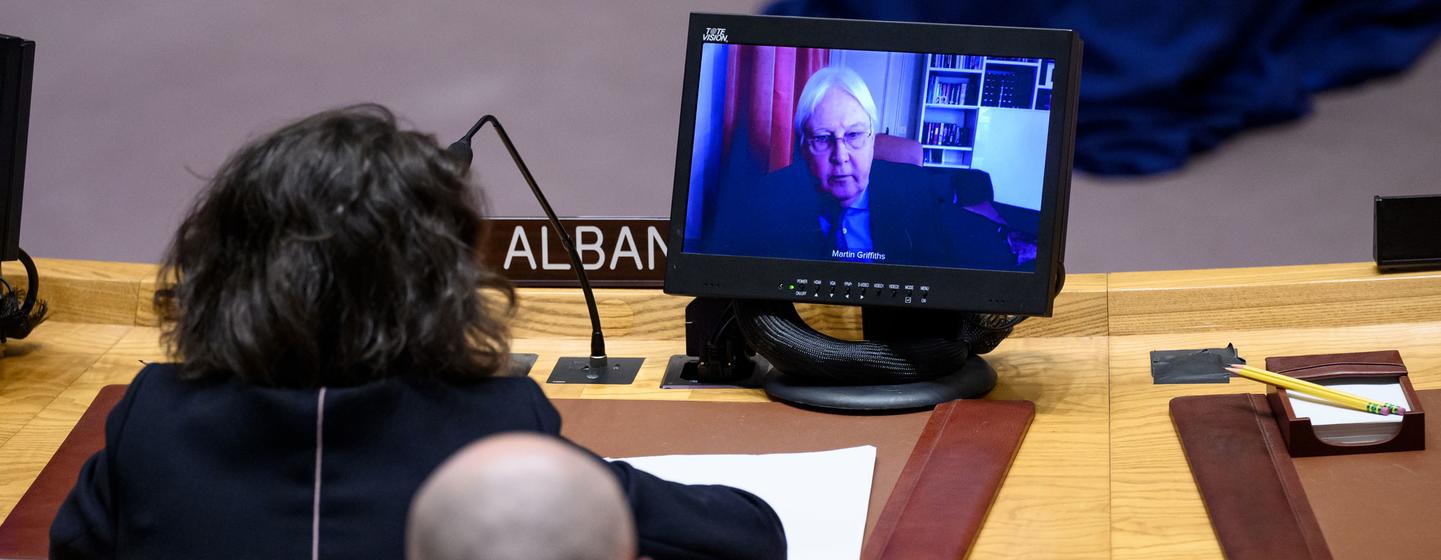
[
  {"x1": 50, "y1": 364, "x2": 786, "y2": 560},
  {"x1": 706, "y1": 161, "x2": 1017, "y2": 270}
]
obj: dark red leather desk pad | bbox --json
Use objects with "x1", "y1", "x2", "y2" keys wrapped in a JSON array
[
  {"x1": 1172, "y1": 389, "x2": 1441, "y2": 560},
  {"x1": 0, "y1": 385, "x2": 1034, "y2": 560}
]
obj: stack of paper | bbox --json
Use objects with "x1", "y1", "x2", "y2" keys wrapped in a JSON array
[
  {"x1": 615, "y1": 446, "x2": 876, "y2": 560},
  {"x1": 1288, "y1": 379, "x2": 1410, "y2": 445}
]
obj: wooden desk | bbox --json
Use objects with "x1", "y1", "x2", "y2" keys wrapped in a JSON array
[
  {"x1": 1105, "y1": 264, "x2": 1441, "y2": 559},
  {"x1": 4, "y1": 259, "x2": 1441, "y2": 558}
]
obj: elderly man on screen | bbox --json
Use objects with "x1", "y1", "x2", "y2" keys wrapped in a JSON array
[{"x1": 733, "y1": 66, "x2": 1015, "y2": 269}]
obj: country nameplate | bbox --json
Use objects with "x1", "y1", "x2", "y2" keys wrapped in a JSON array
[{"x1": 481, "y1": 217, "x2": 669, "y2": 288}]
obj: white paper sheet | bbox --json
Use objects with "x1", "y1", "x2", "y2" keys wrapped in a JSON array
[
  {"x1": 1289, "y1": 381, "x2": 1409, "y2": 426},
  {"x1": 614, "y1": 445, "x2": 876, "y2": 560},
  {"x1": 1289, "y1": 380, "x2": 1410, "y2": 444}
]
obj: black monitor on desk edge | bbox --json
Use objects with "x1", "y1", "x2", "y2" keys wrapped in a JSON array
[
  {"x1": 663, "y1": 13, "x2": 1080, "y2": 317},
  {"x1": 0, "y1": 34, "x2": 34, "y2": 263}
]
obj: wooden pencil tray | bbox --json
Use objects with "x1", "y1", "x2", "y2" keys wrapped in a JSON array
[{"x1": 1265, "y1": 350, "x2": 1426, "y2": 457}]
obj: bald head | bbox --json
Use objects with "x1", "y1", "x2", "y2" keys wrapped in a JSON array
[{"x1": 407, "y1": 433, "x2": 636, "y2": 560}]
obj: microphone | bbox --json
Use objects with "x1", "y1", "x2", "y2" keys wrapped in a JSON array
[{"x1": 448, "y1": 115, "x2": 642, "y2": 384}]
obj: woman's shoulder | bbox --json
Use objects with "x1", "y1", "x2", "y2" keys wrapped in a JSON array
[
  {"x1": 403, "y1": 373, "x2": 547, "y2": 397},
  {"x1": 118, "y1": 362, "x2": 190, "y2": 400},
  {"x1": 121, "y1": 364, "x2": 549, "y2": 413},
  {"x1": 131, "y1": 363, "x2": 542, "y2": 391},
  {"x1": 115, "y1": 366, "x2": 559, "y2": 440}
]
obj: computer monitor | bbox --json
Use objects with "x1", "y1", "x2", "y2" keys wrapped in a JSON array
[
  {"x1": 0, "y1": 34, "x2": 34, "y2": 262},
  {"x1": 664, "y1": 14, "x2": 1080, "y2": 317}
]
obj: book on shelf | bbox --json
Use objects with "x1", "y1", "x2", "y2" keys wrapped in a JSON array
[
  {"x1": 929, "y1": 80, "x2": 968, "y2": 106},
  {"x1": 922, "y1": 122, "x2": 970, "y2": 148},
  {"x1": 931, "y1": 54, "x2": 983, "y2": 71}
]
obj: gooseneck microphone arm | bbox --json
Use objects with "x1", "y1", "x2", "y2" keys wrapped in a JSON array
[{"x1": 447, "y1": 115, "x2": 608, "y2": 368}]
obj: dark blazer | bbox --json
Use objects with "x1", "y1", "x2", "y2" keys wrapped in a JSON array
[
  {"x1": 50, "y1": 364, "x2": 786, "y2": 560},
  {"x1": 707, "y1": 161, "x2": 1017, "y2": 269}
]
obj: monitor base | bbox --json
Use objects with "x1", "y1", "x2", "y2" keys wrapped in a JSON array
[
  {"x1": 733, "y1": 298, "x2": 1019, "y2": 412},
  {"x1": 669, "y1": 297, "x2": 1020, "y2": 411},
  {"x1": 764, "y1": 355, "x2": 996, "y2": 412}
]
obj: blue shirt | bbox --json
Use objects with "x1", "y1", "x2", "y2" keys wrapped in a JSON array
[{"x1": 818, "y1": 188, "x2": 872, "y2": 259}]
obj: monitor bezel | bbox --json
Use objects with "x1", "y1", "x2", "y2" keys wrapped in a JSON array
[
  {"x1": 0, "y1": 34, "x2": 34, "y2": 262},
  {"x1": 664, "y1": 13, "x2": 1081, "y2": 316}
]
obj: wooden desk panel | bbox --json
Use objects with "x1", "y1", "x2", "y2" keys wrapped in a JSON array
[
  {"x1": 466, "y1": 278, "x2": 1109, "y2": 342},
  {"x1": 1109, "y1": 262, "x2": 1441, "y2": 335},
  {"x1": 6, "y1": 259, "x2": 1441, "y2": 558},
  {"x1": 512, "y1": 320, "x2": 1119, "y2": 560},
  {"x1": 15, "y1": 257, "x2": 1109, "y2": 339},
  {"x1": 0, "y1": 323, "x2": 128, "y2": 449},
  {"x1": 1109, "y1": 321, "x2": 1441, "y2": 560},
  {"x1": 970, "y1": 336, "x2": 1110, "y2": 559},
  {"x1": 0, "y1": 328, "x2": 1110, "y2": 560},
  {"x1": 0, "y1": 325, "x2": 138, "y2": 521},
  {"x1": 0, "y1": 259, "x2": 151, "y2": 326}
]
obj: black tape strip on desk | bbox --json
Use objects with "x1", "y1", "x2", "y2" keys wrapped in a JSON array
[{"x1": 1150, "y1": 343, "x2": 1245, "y2": 384}]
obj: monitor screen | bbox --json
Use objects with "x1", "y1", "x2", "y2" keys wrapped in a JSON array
[
  {"x1": 665, "y1": 14, "x2": 1080, "y2": 316},
  {"x1": 685, "y1": 44, "x2": 1054, "y2": 273}
]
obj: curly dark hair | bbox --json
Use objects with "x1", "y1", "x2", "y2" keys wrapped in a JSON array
[{"x1": 155, "y1": 104, "x2": 515, "y2": 387}]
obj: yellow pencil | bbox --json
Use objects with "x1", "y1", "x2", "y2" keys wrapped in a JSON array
[
  {"x1": 1233, "y1": 365, "x2": 1377, "y2": 408},
  {"x1": 1225, "y1": 364, "x2": 1406, "y2": 416},
  {"x1": 1228, "y1": 365, "x2": 1384, "y2": 411},
  {"x1": 1228, "y1": 365, "x2": 1392, "y2": 414}
]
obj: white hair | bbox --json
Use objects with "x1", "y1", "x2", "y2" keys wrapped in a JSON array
[{"x1": 793, "y1": 66, "x2": 879, "y2": 137}]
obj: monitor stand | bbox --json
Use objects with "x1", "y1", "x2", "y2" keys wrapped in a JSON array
[
  {"x1": 763, "y1": 355, "x2": 995, "y2": 412},
  {"x1": 660, "y1": 298, "x2": 770, "y2": 389},
  {"x1": 662, "y1": 298, "x2": 1012, "y2": 412}
]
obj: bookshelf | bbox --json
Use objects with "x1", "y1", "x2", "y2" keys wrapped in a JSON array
[{"x1": 917, "y1": 54, "x2": 1054, "y2": 169}]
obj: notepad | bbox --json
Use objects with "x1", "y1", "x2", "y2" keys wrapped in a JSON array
[
  {"x1": 1288, "y1": 379, "x2": 1410, "y2": 445},
  {"x1": 614, "y1": 445, "x2": 876, "y2": 560}
]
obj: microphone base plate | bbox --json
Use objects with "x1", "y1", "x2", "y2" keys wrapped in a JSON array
[
  {"x1": 547, "y1": 357, "x2": 644, "y2": 385},
  {"x1": 659, "y1": 354, "x2": 770, "y2": 389}
]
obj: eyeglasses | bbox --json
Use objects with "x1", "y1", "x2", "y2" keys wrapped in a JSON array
[{"x1": 803, "y1": 129, "x2": 873, "y2": 155}]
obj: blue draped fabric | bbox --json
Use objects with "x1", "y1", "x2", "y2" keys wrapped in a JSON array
[{"x1": 765, "y1": 0, "x2": 1441, "y2": 175}]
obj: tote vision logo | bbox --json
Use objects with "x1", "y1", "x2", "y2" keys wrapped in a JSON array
[{"x1": 701, "y1": 27, "x2": 728, "y2": 42}]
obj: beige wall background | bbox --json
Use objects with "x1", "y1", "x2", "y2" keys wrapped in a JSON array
[
  {"x1": 3, "y1": 1, "x2": 1439, "y2": 272},
  {"x1": 2, "y1": 0, "x2": 763, "y2": 263}
]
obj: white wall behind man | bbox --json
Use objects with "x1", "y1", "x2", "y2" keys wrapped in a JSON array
[{"x1": 2, "y1": 0, "x2": 762, "y2": 263}]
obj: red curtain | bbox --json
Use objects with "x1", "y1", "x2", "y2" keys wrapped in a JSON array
[{"x1": 722, "y1": 46, "x2": 830, "y2": 173}]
